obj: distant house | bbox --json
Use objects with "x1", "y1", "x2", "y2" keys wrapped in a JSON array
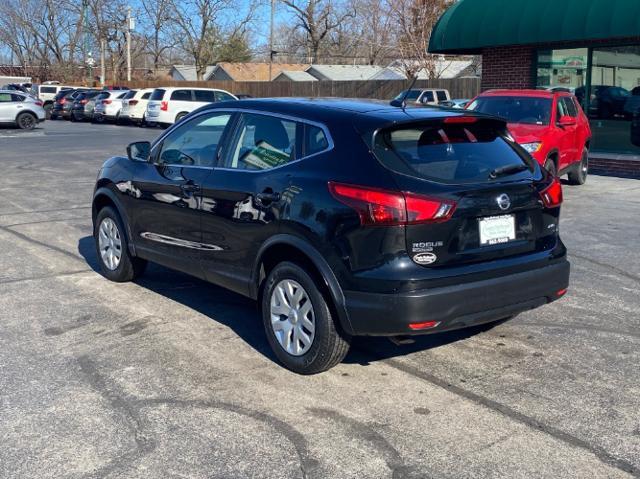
[
  {"x1": 305, "y1": 65, "x2": 388, "y2": 81},
  {"x1": 169, "y1": 64, "x2": 215, "y2": 81},
  {"x1": 379, "y1": 57, "x2": 481, "y2": 80},
  {"x1": 273, "y1": 71, "x2": 318, "y2": 82},
  {"x1": 207, "y1": 63, "x2": 309, "y2": 81}
]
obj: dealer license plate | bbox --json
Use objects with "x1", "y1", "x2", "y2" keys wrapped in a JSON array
[{"x1": 479, "y1": 215, "x2": 516, "y2": 246}]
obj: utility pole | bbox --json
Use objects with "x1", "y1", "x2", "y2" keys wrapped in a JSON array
[
  {"x1": 268, "y1": 0, "x2": 275, "y2": 81},
  {"x1": 100, "y1": 39, "x2": 106, "y2": 86},
  {"x1": 126, "y1": 6, "x2": 133, "y2": 82}
]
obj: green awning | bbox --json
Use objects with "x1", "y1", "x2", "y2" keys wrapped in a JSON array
[{"x1": 429, "y1": 0, "x2": 640, "y2": 53}]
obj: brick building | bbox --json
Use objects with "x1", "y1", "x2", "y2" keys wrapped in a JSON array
[{"x1": 429, "y1": 0, "x2": 640, "y2": 177}]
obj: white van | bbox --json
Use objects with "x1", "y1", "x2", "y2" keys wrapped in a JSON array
[
  {"x1": 37, "y1": 84, "x2": 74, "y2": 115},
  {"x1": 146, "y1": 87, "x2": 237, "y2": 127}
]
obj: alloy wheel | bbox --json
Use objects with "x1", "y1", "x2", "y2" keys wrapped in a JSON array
[
  {"x1": 98, "y1": 217, "x2": 123, "y2": 271},
  {"x1": 270, "y1": 279, "x2": 316, "y2": 356}
]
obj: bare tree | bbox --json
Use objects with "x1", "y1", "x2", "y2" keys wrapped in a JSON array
[
  {"x1": 387, "y1": 0, "x2": 453, "y2": 78},
  {"x1": 140, "y1": 0, "x2": 175, "y2": 73},
  {"x1": 281, "y1": 0, "x2": 355, "y2": 64},
  {"x1": 172, "y1": 0, "x2": 255, "y2": 80}
]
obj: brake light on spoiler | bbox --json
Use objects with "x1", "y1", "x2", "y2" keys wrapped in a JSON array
[{"x1": 328, "y1": 182, "x2": 456, "y2": 226}]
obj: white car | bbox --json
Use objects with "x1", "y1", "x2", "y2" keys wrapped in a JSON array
[
  {"x1": 93, "y1": 90, "x2": 129, "y2": 122},
  {"x1": 119, "y1": 88, "x2": 154, "y2": 125},
  {"x1": 0, "y1": 90, "x2": 46, "y2": 129},
  {"x1": 145, "y1": 87, "x2": 237, "y2": 127}
]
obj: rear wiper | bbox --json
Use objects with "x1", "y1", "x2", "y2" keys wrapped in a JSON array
[{"x1": 489, "y1": 163, "x2": 529, "y2": 179}]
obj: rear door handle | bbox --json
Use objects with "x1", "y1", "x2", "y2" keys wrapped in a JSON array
[
  {"x1": 181, "y1": 182, "x2": 201, "y2": 193},
  {"x1": 256, "y1": 191, "x2": 281, "y2": 205}
]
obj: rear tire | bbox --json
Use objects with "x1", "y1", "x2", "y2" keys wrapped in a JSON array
[
  {"x1": 94, "y1": 206, "x2": 147, "y2": 282},
  {"x1": 544, "y1": 158, "x2": 557, "y2": 177},
  {"x1": 567, "y1": 148, "x2": 588, "y2": 185},
  {"x1": 175, "y1": 112, "x2": 187, "y2": 123},
  {"x1": 262, "y1": 262, "x2": 351, "y2": 374},
  {"x1": 16, "y1": 112, "x2": 37, "y2": 130}
]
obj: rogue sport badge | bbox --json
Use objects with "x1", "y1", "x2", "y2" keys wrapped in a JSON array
[{"x1": 497, "y1": 193, "x2": 511, "y2": 211}]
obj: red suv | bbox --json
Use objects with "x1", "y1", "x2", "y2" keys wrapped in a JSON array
[{"x1": 467, "y1": 90, "x2": 591, "y2": 185}]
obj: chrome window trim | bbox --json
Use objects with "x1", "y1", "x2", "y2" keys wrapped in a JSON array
[{"x1": 150, "y1": 107, "x2": 334, "y2": 172}]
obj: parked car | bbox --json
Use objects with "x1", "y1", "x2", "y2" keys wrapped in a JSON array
[
  {"x1": 632, "y1": 109, "x2": 640, "y2": 147},
  {"x1": 575, "y1": 85, "x2": 630, "y2": 119},
  {"x1": 50, "y1": 88, "x2": 90, "y2": 120},
  {"x1": 467, "y1": 89, "x2": 591, "y2": 185},
  {"x1": 37, "y1": 84, "x2": 73, "y2": 117},
  {"x1": 440, "y1": 98, "x2": 469, "y2": 109},
  {"x1": 92, "y1": 90, "x2": 129, "y2": 122},
  {"x1": 70, "y1": 90, "x2": 105, "y2": 121},
  {"x1": 393, "y1": 88, "x2": 451, "y2": 106},
  {"x1": 119, "y1": 88, "x2": 154, "y2": 125},
  {"x1": 623, "y1": 86, "x2": 640, "y2": 119},
  {"x1": 0, "y1": 90, "x2": 45, "y2": 129},
  {"x1": 92, "y1": 98, "x2": 570, "y2": 374},
  {"x1": 145, "y1": 87, "x2": 238, "y2": 128},
  {"x1": 113, "y1": 89, "x2": 139, "y2": 124}
]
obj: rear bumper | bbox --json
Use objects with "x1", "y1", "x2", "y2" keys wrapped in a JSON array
[{"x1": 343, "y1": 260, "x2": 570, "y2": 336}]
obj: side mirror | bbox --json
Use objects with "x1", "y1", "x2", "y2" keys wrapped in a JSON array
[
  {"x1": 127, "y1": 141, "x2": 151, "y2": 162},
  {"x1": 558, "y1": 115, "x2": 577, "y2": 127}
]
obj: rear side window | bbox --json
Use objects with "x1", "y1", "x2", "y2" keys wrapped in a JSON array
[
  {"x1": 150, "y1": 89, "x2": 165, "y2": 101},
  {"x1": 122, "y1": 90, "x2": 137, "y2": 100},
  {"x1": 11, "y1": 94, "x2": 25, "y2": 102},
  {"x1": 374, "y1": 121, "x2": 534, "y2": 184},
  {"x1": 141, "y1": 92, "x2": 151, "y2": 100},
  {"x1": 561, "y1": 97, "x2": 578, "y2": 117},
  {"x1": 171, "y1": 89, "x2": 192, "y2": 101},
  {"x1": 40, "y1": 86, "x2": 57, "y2": 94},
  {"x1": 215, "y1": 91, "x2": 235, "y2": 102},
  {"x1": 422, "y1": 91, "x2": 435, "y2": 102},
  {"x1": 305, "y1": 125, "x2": 329, "y2": 156},
  {"x1": 225, "y1": 113, "x2": 297, "y2": 170},
  {"x1": 436, "y1": 91, "x2": 448, "y2": 102},
  {"x1": 194, "y1": 90, "x2": 216, "y2": 102}
]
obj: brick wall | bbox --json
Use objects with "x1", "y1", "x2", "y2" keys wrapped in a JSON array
[{"x1": 481, "y1": 46, "x2": 535, "y2": 91}]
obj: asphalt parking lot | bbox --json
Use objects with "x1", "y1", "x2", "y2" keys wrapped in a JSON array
[{"x1": 1, "y1": 120, "x2": 639, "y2": 478}]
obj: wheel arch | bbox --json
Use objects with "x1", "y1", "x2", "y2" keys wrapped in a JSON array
[
  {"x1": 92, "y1": 186, "x2": 137, "y2": 256},
  {"x1": 252, "y1": 235, "x2": 354, "y2": 335}
]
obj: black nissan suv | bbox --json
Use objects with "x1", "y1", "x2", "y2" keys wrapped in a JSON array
[{"x1": 92, "y1": 98, "x2": 570, "y2": 374}]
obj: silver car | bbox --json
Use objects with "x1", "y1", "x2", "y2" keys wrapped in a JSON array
[{"x1": 0, "y1": 90, "x2": 46, "y2": 129}]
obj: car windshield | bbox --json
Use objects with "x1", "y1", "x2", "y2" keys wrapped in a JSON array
[
  {"x1": 467, "y1": 96, "x2": 552, "y2": 125},
  {"x1": 394, "y1": 90, "x2": 422, "y2": 101},
  {"x1": 373, "y1": 120, "x2": 534, "y2": 184}
]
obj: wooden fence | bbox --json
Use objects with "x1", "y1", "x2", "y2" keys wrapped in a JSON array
[{"x1": 116, "y1": 78, "x2": 481, "y2": 100}]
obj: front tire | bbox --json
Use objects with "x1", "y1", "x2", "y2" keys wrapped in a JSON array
[
  {"x1": 262, "y1": 262, "x2": 351, "y2": 374},
  {"x1": 16, "y1": 112, "x2": 37, "y2": 130},
  {"x1": 94, "y1": 206, "x2": 147, "y2": 282},
  {"x1": 567, "y1": 148, "x2": 589, "y2": 185}
]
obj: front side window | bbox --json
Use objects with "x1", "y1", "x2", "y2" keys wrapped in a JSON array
[
  {"x1": 225, "y1": 113, "x2": 297, "y2": 170},
  {"x1": 215, "y1": 91, "x2": 235, "y2": 102},
  {"x1": 422, "y1": 91, "x2": 435, "y2": 103},
  {"x1": 394, "y1": 90, "x2": 421, "y2": 101},
  {"x1": 156, "y1": 112, "x2": 232, "y2": 167},
  {"x1": 561, "y1": 97, "x2": 578, "y2": 117},
  {"x1": 194, "y1": 90, "x2": 216, "y2": 102},
  {"x1": 467, "y1": 96, "x2": 552, "y2": 125}
]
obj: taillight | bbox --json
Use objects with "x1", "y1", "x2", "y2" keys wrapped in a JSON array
[
  {"x1": 34, "y1": 100, "x2": 43, "y2": 106},
  {"x1": 129, "y1": 99, "x2": 138, "y2": 105},
  {"x1": 328, "y1": 182, "x2": 456, "y2": 226},
  {"x1": 59, "y1": 98, "x2": 66, "y2": 105},
  {"x1": 409, "y1": 320, "x2": 440, "y2": 331},
  {"x1": 80, "y1": 99, "x2": 88, "y2": 104},
  {"x1": 539, "y1": 177, "x2": 563, "y2": 208},
  {"x1": 102, "y1": 99, "x2": 112, "y2": 105},
  {"x1": 160, "y1": 101, "x2": 169, "y2": 111}
]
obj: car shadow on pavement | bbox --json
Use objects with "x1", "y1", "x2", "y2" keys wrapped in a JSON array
[{"x1": 78, "y1": 235, "x2": 500, "y2": 369}]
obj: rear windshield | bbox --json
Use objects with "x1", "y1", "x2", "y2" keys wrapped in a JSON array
[
  {"x1": 150, "y1": 89, "x2": 165, "y2": 101},
  {"x1": 394, "y1": 90, "x2": 421, "y2": 101},
  {"x1": 373, "y1": 121, "x2": 534, "y2": 184},
  {"x1": 467, "y1": 96, "x2": 552, "y2": 125}
]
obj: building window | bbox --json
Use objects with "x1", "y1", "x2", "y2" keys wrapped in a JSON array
[{"x1": 536, "y1": 48, "x2": 588, "y2": 92}]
